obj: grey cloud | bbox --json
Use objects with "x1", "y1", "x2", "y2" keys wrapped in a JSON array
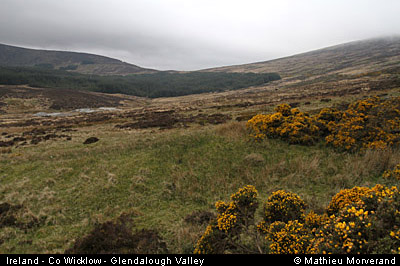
[{"x1": 1, "y1": 0, "x2": 400, "y2": 70}]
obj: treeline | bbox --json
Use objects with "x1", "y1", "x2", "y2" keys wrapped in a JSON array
[{"x1": 0, "y1": 66, "x2": 280, "y2": 98}]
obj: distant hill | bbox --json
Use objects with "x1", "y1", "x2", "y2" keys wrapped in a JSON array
[
  {"x1": 196, "y1": 36, "x2": 400, "y2": 113},
  {"x1": 0, "y1": 37, "x2": 399, "y2": 99},
  {"x1": 205, "y1": 36, "x2": 400, "y2": 80},
  {"x1": 0, "y1": 43, "x2": 156, "y2": 75}
]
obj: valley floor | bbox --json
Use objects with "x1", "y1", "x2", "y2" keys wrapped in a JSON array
[{"x1": 1, "y1": 83, "x2": 400, "y2": 253}]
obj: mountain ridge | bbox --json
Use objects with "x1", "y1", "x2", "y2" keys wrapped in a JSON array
[
  {"x1": 204, "y1": 36, "x2": 400, "y2": 79},
  {"x1": 0, "y1": 43, "x2": 156, "y2": 75},
  {"x1": 1, "y1": 36, "x2": 399, "y2": 77}
]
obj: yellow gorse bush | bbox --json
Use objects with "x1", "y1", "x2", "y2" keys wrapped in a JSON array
[
  {"x1": 216, "y1": 202, "x2": 238, "y2": 233},
  {"x1": 314, "y1": 184, "x2": 400, "y2": 254},
  {"x1": 324, "y1": 97, "x2": 400, "y2": 151},
  {"x1": 193, "y1": 224, "x2": 215, "y2": 254},
  {"x1": 383, "y1": 163, "x2": 400, "y2": 180},
  {"x1": 326, "y1": 186, "x2": 371, "y2": 215},
  {"x1": 266, "y1": 220, "x2": 314, "y2": 254},
  {"x1": 195, "y1": 183, "x2": 400, "y2": 254},
  {"x1": 194, "y1": 185, "x2": 259, "y2": 254},
  {"x1": 247, "y1": 96, "x2": 400, "y2": 151},
  {"x1": 263, "y1": 190, "x2": 307, "y2": 223},
  {"x1": 246, "y1": 104, "x2": 319, "y2": 145}
]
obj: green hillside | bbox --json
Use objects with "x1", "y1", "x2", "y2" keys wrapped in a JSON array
[{"x1": 0, "y1": 43, "x2": 155, "y2": 75}]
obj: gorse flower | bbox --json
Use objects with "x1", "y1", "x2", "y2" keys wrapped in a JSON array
[
  {"x1": 326, "y1": 186, "x2": 371, "y2": 216},
  {"x1": 195, "y1": 183, "x2": 400, "y2": 254},
  {"x1": 194, "y1": 185, "x2": 259, "y2": 254},
  {"x1": 304, "y1": 211, "x2": 329, "y2": 230},
  {"x1": 230, "y1": 185, "x2": 258, "y2": 207},
  {"x1": 216, "y1": 202, "x2": 238, "y2": 233},
  {"x1": 263, "y1": 190, "x2": 306, "y2": 223},
  {"x1": 266, "y1": 220, "x2": 314, "y2": 254},
  {"x1": 314, "y1": 184, "x2": 400, "y2": 254},
  {"x1": 322, "y1": 97, "x2": 400, "y2": 151},
  {"x1": 247, "y1": 96, "x2": 400, "y2": 151},
  {"x1": 246, "y1": 104, "x2": 320, "y2": 145},
  {"x1": 193, "y1": 224, "x2": 216, "y2": 254},
  {"x1": 382, "y1": 163, "x2": 400, "y2": 180}
]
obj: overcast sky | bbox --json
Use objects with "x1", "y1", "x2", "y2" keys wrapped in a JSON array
[{"x1": 1, "y1": 0, "x2": 400, "y2": 70}]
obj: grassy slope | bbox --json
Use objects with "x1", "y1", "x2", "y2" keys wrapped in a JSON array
[
  {"x1": 1, "y1": 121, "x2": 399, "y2": 253},
  {"x1": 205, "y1": 37, "x2": 400, "y2": 77}
]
